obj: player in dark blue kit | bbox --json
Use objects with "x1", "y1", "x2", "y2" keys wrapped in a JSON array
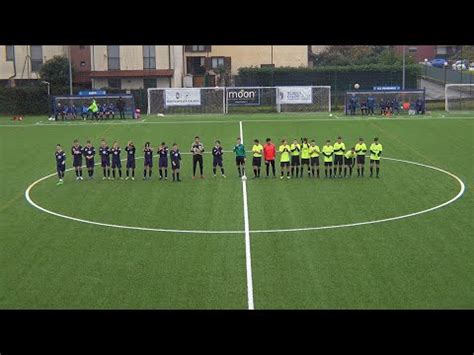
[
  {"x1": 55, "y1": 144, "x2": 66, "y2": 185},
  {"x1": 367, "y1": 94, "x2": 375, "y2": 116},
  {"x1": 143, "y1": 142, "x2": 153, "y2": 180},
  {"x1": 110, "y1": 141, "x2": 123, "y2": 180},
  {"x1": 99, "y1": 139, "x2": 111, "y2": 180},
  {"x1": 71, "y1": 139, "x2": 84, "y2": 181},
  {"x1": 83, "y1": 140, "x2": 96, "y2": 179},
  {"x1": 125, "y1": 141, "x2": 136, "y2": 180},
  {"x1": 170, "y1": 143, "x2": 182, "y2": 182},
  {"x1": 158, "y1": 142, "x2": 169, "y2": 180},
  {"x1": 212, "y1": 140, "x2": 226, "y2": 178}
]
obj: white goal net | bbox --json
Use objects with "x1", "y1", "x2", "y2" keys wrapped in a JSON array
[
  {"x1": 445, "y1": 84, "x2": 474, "y2": 112},
  {"x1": 148, "y1": 86, "x2": 332, "y2": 115}
]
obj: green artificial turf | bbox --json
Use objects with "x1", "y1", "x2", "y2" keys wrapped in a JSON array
[{"x1": 0, "y1": 111, "x2": 473, "y2": 309}]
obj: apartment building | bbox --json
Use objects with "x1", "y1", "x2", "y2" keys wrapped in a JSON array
[
  {"x1": 0, "y1": 45, "x2": 67, "y2": 84},
  {"x1": 89, "y1": 46, "x2": 184, "y2": 90}
]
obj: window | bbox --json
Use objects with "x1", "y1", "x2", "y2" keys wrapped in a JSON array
[
  {"x1": 185, "y1": 45, "x2": 211, "y2": 52},
  {"x1": 107, "y1": 46, "x2": 120, "y2": 70},
  {"x1": 143, "y1": 78, "x2": 157, "y2": 89},
  {"x1": 408, "y1": 47, "x2": 417, "y2": 53},
  {"x1": 5, "y1": 45, "x2": 14, "y2": 61},
  {"x1": 80, "y1": 61, "x2": 86, "y2": 67},
  {"x1": 79, "y1": 45, "x2": 85, "y2": 49},
  {"x1": 260, "y1": 64, "x2": 275, "y2": 68},
  {"x1": 211, "y1": 57, "x2": 224, "y2": 69},
  {"x1": 30, "y1": 45, "x2": 43, "y2": 72},
  {"x1": 108, "y1": 78, "x2": 121, "y2": 89},
  {"x1": 143, "y1": 46, "x2": 156, "y2": 69}
]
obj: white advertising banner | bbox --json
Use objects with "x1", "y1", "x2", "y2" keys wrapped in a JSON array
[
  {"x1": 165, "y1": 89, "x2": 201, "y2": 106},
  {"x1": 278, "y1": 86, "x2": 313, "y2": 104}
]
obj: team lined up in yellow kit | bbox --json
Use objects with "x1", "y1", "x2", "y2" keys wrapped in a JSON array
[{"x1": 267, "y1": 136, "x2": 383, "y2": 179}]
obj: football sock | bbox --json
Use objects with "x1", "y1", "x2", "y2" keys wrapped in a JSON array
[
  {"x1": 221, "y1": 168, "x2": 225, "y2": 175},
  {"x1": 165, "y1": 170, "x2": 167, "y2": 178},
  {"x1": 296, "y1": 167, "x2": 299, "y2": 177},
  {"x1": 339, "y1": 167, "x2": 342, "y2": 176},
  {"x1": 238, "y1": 167, "x2": 241, "y2": 177},
  {"x1": 325, "y1": 169, "x2": 328, "y2": 177},
  {"x1": 361, "y1": 167, "x2": 364, "y2": 176},
  {"x1": 149, "y1": 170, "x2": 152, "y2": 177},
  {"x1": 291, "y1": 167, "x2": 294, "y2": 177},
  {"x1": 177, "y1": 172, "x2": 180, "y2": 180},
  {"x1": 126, "y1": 170, "x2": 129, "y2": 177},
  {"x1": 107, "y1": 169, "x2": 110, "y2": 177},
  {"x1": 266, "y1": 164, "x2": 269, "y2": 176},
  {"x1": 172, "y1": 172, "x2": 175, "y2": 181},
  {"x1": 253, "y1": 168, "x2": 257, "y2": 177},
  {"x1": 344, "y1": 167, "x2": 347, "y2": 177},
  {"x1": 79, "y1": 170, "x2": 82, "y2": 177},
  {"x1": 144, "y1": 170, "x2": 147, "y2": 178},
  {"x1": 257, "y1": 168, "x2": 260, "y2": 177},
  {"x1": 75, "y1": 170, "x2": 78, "y2": 177},
  {"x1": 118, "y1": 170, "x2": 122, "y2": 178},
  {"x1": 103, "y1": 168, "x2": 106, "y2": 177},
  {"x1": 317, "y1": 169, "x2": 320, "y2": 177},
  {"x1": 357, "y1": 167, "x2": 360, "y2": 176},
  {"x1": 159, "y1": 170, "x2": 163, "y2": 178},
  {"x1": 376, "y1": 167, "x2": 380, "y2": 177},
  {"x1": 272, "y1": 164, "x2": 276, "y2": 176},
  {"x1": 112, "y1": 170, "x2": 116, "y2": 178},
  {"x1": 349, "y1": 167, "x2": 353, "y2": 176},
  {"x1": 311, "y1": 168, "x2": 315, "y2": 176},
  {"x1": 213, "y1": 168, "x2": 216, "y2": 175},
  {"x1": 132, "y1": 170, "x2": 135, "y2": 177},
  {"x1": 370, "y1": 167, "x2": 373, "y2": 176}
]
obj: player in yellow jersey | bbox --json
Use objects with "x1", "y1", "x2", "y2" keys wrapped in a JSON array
[
  {"x1": 322, "y1": 139, "x2": 334, "y2": 178},
  {"x1": 354, "y1": 137, "x2": 367, "y2": 177},
  {"x1": 369, "y1": 137, "x2": 383, "y2": 178},
  {"x1": 251, "y1": 139, "x2": 264, "y2": 179},
  {"x1": 309, "y1": 140, "x2": 321, "y2": 178},
  {"x1": 344, "y1": 147, "x2": 357, "y2": 177},
  {"x1": 290, "y1": 139, "x2": 301, "y2": 178},
  {"x1": 300, "y1": 138, "x2": 311, "y2": 177},
  {"x1": 278, "y1": 139, "x2": 291, "y2": 179},
  {"x1": 333, "y1": 136, "x2": 346, "y2": 178}
]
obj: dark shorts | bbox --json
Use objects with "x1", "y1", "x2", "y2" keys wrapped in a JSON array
[
  {"x1": 291, "y1": 156, "x2": 300, "y2": 166},
  {"x1": 101, "y1": 158, "x2": 110, "y2": 167},
  {"x1": 344, "y1": 157, "x2": 354, "y2": 166},
  {"x1": 144, "y1": 158, "x2": 153, "y2": 167},
  {"x1": 126, "y1": 160, "x2": 135, "y2": 169},
  {"x1": 86, "y1": 159, "x2": 95, "y2": 168},
  {"x1": 334, "y1": 155, "x2": 344, "y2": 165},
  {"x1": 301, "y1": 158, "x2": 310, "y2": 165},
  {"x1": 280, "y1": 161, "x2": 290, "y2": 168},
  {"x1": 370, "y1": 159, "x2": 381, "y2": 165},
  {"x1": 324, "y1": 161, "x2": 333, "y2": 167},
  {"x1": 252, "y1": 157, "x2": 262, "y2": 167},
  {"x1": 310, "y1": 157, "x2": 320, "y2": 166},
  {"x1": 73, "y1": 158, "x2": 82, "y2": 167},
  {"x1": 159, "y1": 158, "x2": 168, "y2": 168},
  {"x1": 112, "y1": 159, "x2": 122, "y2": 169},
  {"x1": 213, "y1": 158, "x2": 223, "y2": 167},
  {"x1": 356, "y1": 155, "x2": 365, "y2": 164},
  {"x1": 236, "y1": 156, "x2": 245, "y2": 165},
  {"x1": 171, "y1": 161, "x2": 180, "y2": 170},
  {"x1": 57, "y1": 164, "x2": 65, "y2": 172}
]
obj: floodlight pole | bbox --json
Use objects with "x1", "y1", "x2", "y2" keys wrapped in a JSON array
[
  {"x1": 68, "y1": 45, "x2": 73, "y2": 95},
  {"x1": 402, "y1": 45, "x2": 406, "y2": 90}
]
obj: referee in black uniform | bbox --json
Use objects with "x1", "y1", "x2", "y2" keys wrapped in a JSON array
[{"x1": 190, "y1": 136, "x2": 205, "y2": 179}]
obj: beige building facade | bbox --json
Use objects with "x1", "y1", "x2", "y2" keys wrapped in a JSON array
[{"x1": 0, "y1": 45, "x2": 67, "y2": 81}]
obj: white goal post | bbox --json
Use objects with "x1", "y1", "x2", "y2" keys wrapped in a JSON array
[
  {"x1": 148, "y1": 86, "x2": 332, "y2": 115},
  {"x1": 445, "y1": 84, "x2": 474, "y2": 112}
]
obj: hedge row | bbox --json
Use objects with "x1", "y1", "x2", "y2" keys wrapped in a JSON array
[
  {"x1": 0, "y1": 86, "x2": 148, "y2": 115},
  {"x1": 236, "y1": 64, "x2": 421, "y2": 90}
]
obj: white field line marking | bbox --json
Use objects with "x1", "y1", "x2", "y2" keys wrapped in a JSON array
[
  {"x1": 3, "y1": 115, "x2": 474, "y2": 127},
  {"x1": 251, "y1": 157, "x2": 466, "y2": 234},
  {"x1": 239, "y1": 120, "x2": 254, "y2": 310},
  {"x1": 24, "y1": 157, "x2": 465, "y2": 236}
]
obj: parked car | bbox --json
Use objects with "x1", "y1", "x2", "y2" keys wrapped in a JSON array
[
  {"x1": 430, "y1": 58, "x2": 448, "y2": 68},
  {"x1": 469, "y1": 62, "x2": 474, "y2": 72},
  {"x1": 452, "y1": 60, "x2": 469, "y2": 71}
]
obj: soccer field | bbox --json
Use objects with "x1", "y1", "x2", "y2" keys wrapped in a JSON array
[{"x1": 1, "y1": 112, "x2": 473, "y2": 309}]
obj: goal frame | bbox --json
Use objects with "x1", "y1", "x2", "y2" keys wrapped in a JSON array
[{"x1": 445, "y1": 84, "x2": 474, "y2": 112}]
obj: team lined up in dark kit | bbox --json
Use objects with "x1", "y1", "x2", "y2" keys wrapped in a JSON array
[{"x1": 54, "y1": 136, "x2": 383, "y2": 185}]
